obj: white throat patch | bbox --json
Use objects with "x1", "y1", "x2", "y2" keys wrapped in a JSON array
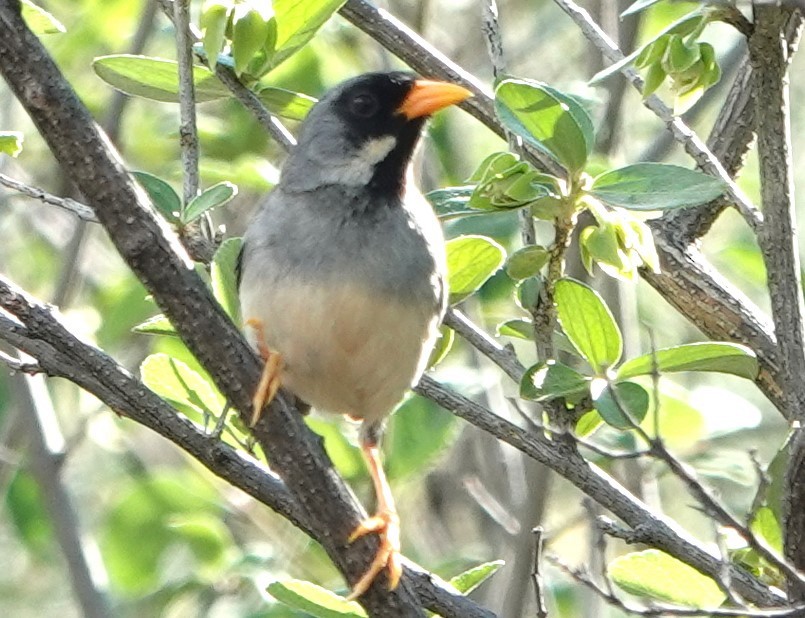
[{"x1": 319, "y1": 134, "x2": 397, "y2": 186}]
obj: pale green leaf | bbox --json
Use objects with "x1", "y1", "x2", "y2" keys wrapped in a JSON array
[
  {"x1": 0, "y1": 131, "x2": 23, "y2": 157},
  {"x1": 446, "y1": 235, "x2": 506, "y2": 305},
  {"x1": 132, "y1": 314, "x2": 178, "y2": 337},
  {"x1": 554, "y1": 278, "x2": 623, "y2": 373},
  {"x1": 495, "y1": 78, "x2": 593, "y2": 174},
  {"x1": 449, "y1": 560, "x2": 505, "y2": 594},
  {"x1": 211, "y1": 237, "x2": 243, "y2": 325},
  {"x1": 140, "y1": 353, "x2": 225, "y2": 415},
  {"x1": 608, "y1": 550, "x2": 726, "y2": 607},
  {"x1": 617, "y1": 342, "x2": 759, "y2": 380},
  {"x1": 182, "y1": 181, "x2": 238, "y2": 224},
  {"x1": 21, "y1": 0, "x2": 65, "y2": 34},
  {"x1": 267, "y1": 579, "x2": 367, "y2": 617}
]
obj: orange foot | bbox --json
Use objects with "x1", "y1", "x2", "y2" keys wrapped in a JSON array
[
  {"x1": 345, "y1": 509, "x2": 402, "y2": 600},
  {"x1": 246, "y1": 318, "x2": 283, "y2": 426}
]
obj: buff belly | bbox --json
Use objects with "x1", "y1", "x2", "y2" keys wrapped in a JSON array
[{"x1": 241, "y1": 280, "x2": 439, "y2": 425}]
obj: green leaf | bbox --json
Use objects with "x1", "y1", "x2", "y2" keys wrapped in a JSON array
[
  {"x1": 21, "y1": 0, "x2": 65, "y2": 34},
  {"x1": 608, "y1": 550, "x2": 726, "y2": 607},
  {"x1": 201, "y1": 0, "x2": 233, "y2": 67},
  {"x1": 751, "y1": 506, "x2": 783, "y2": 554},
  {"x1": 141, "y1": 353, "x2": 225, "y2": 416},
  {"x1": 426, "y1": 186, "x2": 483, "y2": 220},
  {"x1": 449, "y1": 560, "x2": 505, "y2": 594},
  {"x1": 594, "y1": 381, "x2": 649, "y2": 429},
  {"x1": 211, "y1": 237, "x2": 243, "y2": 325},
  {"x1": 496, "y1": 318, "x2": 533, "y2": 340},
  {"x1": 0, "y1": 131, "x2": 23, "y2": 157},
  {"x1": 427, "y1": 325, "x2": 454, "y2": 368},
  {"x1": 231, "y1": 3, "x2": 272, "y2": 75},
  {"x1": 554, "y1": 278, "x2": 623, "y2": 373},
  {"x1": 446, "y1": 235, "x2": 506, "y2": 305},
  {"x1": 506, "y1": 245, "x2": 550, "y2": 280},
  {"x1": 255, "y1": 86, "x2": 316, "y2": 120},
  {"x1": 93, "y1": 55, "x2": 231, "y2": 103},
  {"x1": 589, "y1": 11, "x2": 705, "y2": 84},
  {"x1": 576, "y1": 410, "x2": 603, "y2": 436},
  {"x1": 521, "y1": 360, "x2": 590, "y2": 403},
  {"x1": 182, "y1": 181, "x2": 238, "y2": 224},
  {"x1": 267, "y1": 579, "x2": 367, "y2": 618},
  {"x1": 133, "y1": 171, "x2": 182, "y2": 223},
  {"x1": 617, "y1": 342, "x2": 759, "y2": 380},
  {"x1": 495, "y1": 78, "x2": 593, "y2": 174},
  {"x1": 271, "y1": 0, "x2": 347, "y2": 68},
  {"x1": 642, "y1": 61, "x2": 667, "y2": 97},
  {"x1": 590, "y1": 163, "x2": 726, "y2": 210},
  {"x1": 132, "y1": 314, "x2": 178, "y2": 337},
  {"x1": 662, "y1": 35, "x2": 701, "y2": 74}
]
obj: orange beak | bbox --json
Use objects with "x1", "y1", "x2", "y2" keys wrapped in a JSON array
[{"x1": 396, "y1": 79, "x2": 473, "y2": 120}]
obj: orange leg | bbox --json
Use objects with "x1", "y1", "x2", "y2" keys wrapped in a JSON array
[
  {"x1": 246, "y1": 318, "x2": 283, "y2": 426},
  {"x1": 346, "y1": 443, "x2": 402, "y2": 600}
]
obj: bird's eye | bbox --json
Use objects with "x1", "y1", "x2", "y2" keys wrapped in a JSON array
[{"x1": 349, "y1": 93, "x2": 379, "y2": 118}]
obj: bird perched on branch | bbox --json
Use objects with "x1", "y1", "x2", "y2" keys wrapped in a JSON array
[{"x1": 238, "y1": 71, "x2": 471, "y2": 598}]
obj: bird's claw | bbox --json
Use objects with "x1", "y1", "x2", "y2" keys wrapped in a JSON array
[
  {"x1": 246, "y1": 318, "x2": 283, "y2": 426},
  {"x1": 346, "y1": 509, "x2": 402, "y2": 600}
]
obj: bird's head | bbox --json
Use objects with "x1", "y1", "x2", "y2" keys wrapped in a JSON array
[{"x1": 281, "y1": 72, "x2": 472, "y2": 198}]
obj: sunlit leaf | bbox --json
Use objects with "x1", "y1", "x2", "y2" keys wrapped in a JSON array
[
  {"x1": 21, "y1": 0, "x2": 65, "y2": 34},
  {"x1": 751, "y1": 506, "x2": 783, "y2": 554},
  {"x1": 271, "y1": 0, "x2": 347, "y2": 68},
  {"x1": 449, "y1": 560, "x2": 505, "y2": 594},
  {"x1": 554, "y1": 278, "x2": 622, "y2": 373},
  {"x1": 617, "y1": 342, "x2": 758, "y2": 380},
  {"x1": 267, "y1": 579, "x2": 367, "y2": 617},
  {"x1": 609, "y1": 550, "x2": 726, "y2": 607},
  {"x1": 496, "y1": 318, "x2": 533, "y2": 340},
  {"x1": 0, "y1": 131, "x2": 24, "y2": 157},
  {"x1": 140, "y1": 353, "x2": 225, "y2": 415},
  {"x1": 495, "y1": 78, "x2": 593, "y2": 174},
  {"x1": 132, "y1": 314, "x2": 178, "y2": 337},
  {"x1": 94, "y1": 55, "x2": 230, "y2": 102},
  {"x1": 211, "y1": 237, "x2": 243, "y2": 325},
  {"x1": 446, "y1": 235, "x2": 506, "y2": 304}
]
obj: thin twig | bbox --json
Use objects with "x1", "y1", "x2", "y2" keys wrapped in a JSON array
[
  {"x1": 0, "y1": 172, "x2": 97, "y2": 222},
  {"x1": 173, "y1": 0, "x2": 199, "y2": 204},
  {"x1": 0, "y1": 349, "x2": 40, "y2": 373},
  {"x1": 531, "y1": 527, "x2": 548, "y2": 618}
]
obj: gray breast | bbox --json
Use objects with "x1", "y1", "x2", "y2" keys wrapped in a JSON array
[{"x1": 241, "y1": 184, "x2": 444, "y2": 309}]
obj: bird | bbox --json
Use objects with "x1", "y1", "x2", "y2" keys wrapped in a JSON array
[{"x1": 237, "y1": 71, "x2": 472, "y2": 599}]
